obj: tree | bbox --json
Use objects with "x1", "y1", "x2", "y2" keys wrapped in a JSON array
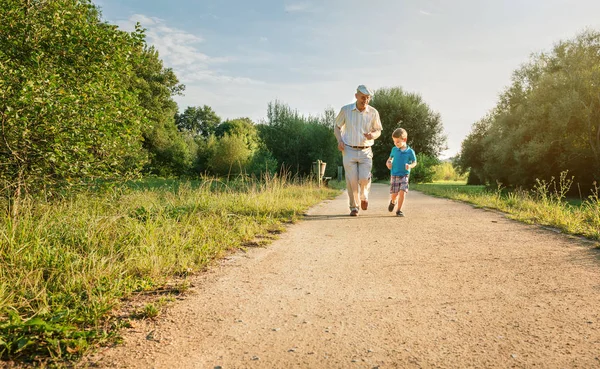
[
  {"x1": 215, "y1": 117, "x2": 260, "y2": 152},
  {"x1": 0, "y1": 0, "x2": 148, "y2": 214},
  {"x1": 458, "y1": 29, "x2": 600, "y2": 191},
  {"x1": 456, "y1": 115, "x2": 492, "y2": 185},
  {"x1": 369, "y1": 87, "x2": 447, "y2": 179},
  {"x1": 208, "y1": 134, "x2": 252, "y2": 176},
  {"x1": 175, "y1": 105, "x2": 220, "y2": 138},
  {"x1": 257, "y1": 101, "x2": 341, "y2": 177},
  {"x1": 130, "y1": 45, "x2": 195, "y2": 177}
]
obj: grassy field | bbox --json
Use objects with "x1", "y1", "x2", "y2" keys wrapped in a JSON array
[
  {"x1": 0, "y1": 176, "x2": 340, "y2": 364},
  {"x1": 412, "y1": 179, "x2": 600, "y2": 242}
]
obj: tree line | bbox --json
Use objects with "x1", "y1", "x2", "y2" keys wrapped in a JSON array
[
  {"x1": 457, "y1": 29, "x2": 600, "y2": 194},
  {"x1": 0, "y1": 0, "x2": 447, "y2": 215}
]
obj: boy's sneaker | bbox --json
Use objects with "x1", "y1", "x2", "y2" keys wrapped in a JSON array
[
  {"x1": 396, "y1": 210, "x2": 405, "y2": 217},
  {"x1": 388, "y1": 201, "x2": 396, "y2": 212}
]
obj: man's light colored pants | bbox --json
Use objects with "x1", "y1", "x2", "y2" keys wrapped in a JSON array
[{"x1": 343, "y1": 147, "x2": 372, "y2": 210}]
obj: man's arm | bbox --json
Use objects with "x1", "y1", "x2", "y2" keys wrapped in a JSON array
[
  {"x1": 334, "y1": 108, "x2": 345, "y2": 151},
  {"x1": 369, "y1": 129, "x2": 382, "y2": 140},
  {"x1": 365, "y1": 109, "x2": 383, "y2": 140},
  {"x1": 363, "y1": 129, "x2": 381, "y2": 140},
  {"x1": 334, "y1": 125, "x2": 345, "y2": 151}
]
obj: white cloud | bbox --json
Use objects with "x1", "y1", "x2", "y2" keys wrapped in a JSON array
[
  {"x1": 419, "y1": 9, "x2": 432, "y2": 16},
  {"x1": 115, "y1": 14, "x2": 262, "y2": 84},
  {"x1": 284, "y1": 2, "x2": 312, "y2": 13}
]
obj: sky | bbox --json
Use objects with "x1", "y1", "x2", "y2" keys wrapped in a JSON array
[{"x1": 95, "y1": 0, "x2": 600, "y2": 158}]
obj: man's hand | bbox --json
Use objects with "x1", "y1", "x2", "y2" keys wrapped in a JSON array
[
  {"x1": 363, "y1": 132, "x2": 374, "y2": 140},
  {"x1": 337, "y1": 141, "x2": 345, "y2": 152}
]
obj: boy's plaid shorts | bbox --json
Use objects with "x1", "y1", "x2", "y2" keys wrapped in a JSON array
[{"x1": 390, "y1": 175, "x2": 409, "y2": 194}]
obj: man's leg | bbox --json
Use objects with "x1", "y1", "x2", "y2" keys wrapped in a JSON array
[
  {"x1": 343, "y1": 149, "x2": 360, "y2": 212},
  {"x1": 357, "y1": 149, "x2": 373, "y2": 206}
]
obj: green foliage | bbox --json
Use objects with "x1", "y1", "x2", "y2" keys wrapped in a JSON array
[
  {"x1": 246, "y1": 147, "x2": 279, "y2": 177},
  {"x1": 208, "y1": 134, "x2": 252, "y2": 176},
  {"x1": 175, "y1": 105, "x2": 221, "y2": 138},
  {"x1": 433, "y1": 161, "x2": 468, "y2": 182},
  {"x1": 215, "y1": 117, "x2": 259, "y2": 151},
  {"x1": 0, "y1": 0, "x2": 148, "y2": 202},
  {"x1": 194, "y1": 134, "x2": 218, "y2": 175},
  {"x1": 409, "y1": 153, "x2": 439, "y2": 183},
  {"x1": 191, "y1": 117, "x2": 272, "y2": 177},
  {"x1": 370, "y1": 87, "x2": 447, "y2": 179},
  {"x1": 456, "y1": 116, "x2": 492, "y2": 185},
  {"x1": 458, "y1": 29, "x2": 600, "y2": 193},
  {"x1": 131, "y1": 45, "x2": 193, "y2": 177},
  {"x1": 257, "y1": 101, "x2": 342, "y2": 177}
]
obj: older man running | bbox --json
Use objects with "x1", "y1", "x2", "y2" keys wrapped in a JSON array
[{"x1": 334, "y1": 85, "x2": 383, "y2": 216}]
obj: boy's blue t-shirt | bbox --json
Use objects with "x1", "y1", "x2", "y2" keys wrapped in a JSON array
[{"x1": 390, "y1": 146, "x2": 417, "y2": 176}]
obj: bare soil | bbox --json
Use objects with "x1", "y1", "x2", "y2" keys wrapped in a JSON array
[{"x1": 82, "y1": 184, "x2": 600, "y2": 368}]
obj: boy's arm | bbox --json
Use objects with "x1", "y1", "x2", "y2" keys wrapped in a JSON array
[
  {"x1": 407, "y1": 152, "x2": 417, "y2": 169},
  {"x1": 386, "y1": 156, "x2": 393, "y2": 170}
]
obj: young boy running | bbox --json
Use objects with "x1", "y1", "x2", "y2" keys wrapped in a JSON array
[{"x1": 386, "y1": 128, "x2": 417, "y2": 217}]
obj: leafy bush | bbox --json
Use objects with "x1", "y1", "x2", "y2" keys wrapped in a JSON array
[
  {"x1": 410, "y1": 153, "x2": 439, "y2": 183},
  {"x1": 246, "y1": 148, "x2": 279, "y2": 177},
  {"x1": 208, "y1": 134, "x2": 252, "y2": 176},
  {"x1": 0, "y1": 0, "x2": 149, "y2": 205},
  {"x1": 433, "y1": 161, "x2": 468, "y2": 182}
]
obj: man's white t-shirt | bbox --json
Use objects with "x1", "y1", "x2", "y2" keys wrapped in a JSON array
[{"x1": 335, "y1": 103, "x2": 383, "y2": 147}]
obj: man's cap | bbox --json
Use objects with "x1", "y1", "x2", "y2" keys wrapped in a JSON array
[{"x1": 356, "y1": 84, "x2": 374, "y2": 96}]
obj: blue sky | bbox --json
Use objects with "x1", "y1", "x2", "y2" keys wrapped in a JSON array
[{"x1": 96, "y1": 0, "x2": 600, "y2": 158}]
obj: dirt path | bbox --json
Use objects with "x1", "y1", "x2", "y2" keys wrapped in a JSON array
[{"x1": 84, "y1": 184, "x2": 600, "y2": 368}]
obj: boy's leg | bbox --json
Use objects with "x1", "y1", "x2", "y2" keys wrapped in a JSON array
[
  {"x1": 396, "y1": 175, "x2": 409, "y2": 216},
  {"x1": 389, "y1": 192, "x2": 399, "y2": 212},
  {"x1": 397, "y1": 190, "x2": 406, "y2": 211},
  {"x1": 388, "y1": 176, "x2": 400, "y2": 212}
]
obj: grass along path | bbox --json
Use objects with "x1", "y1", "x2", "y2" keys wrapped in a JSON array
[
  {"x1": 0, "y1": 177, "x2": 339, "y2": 365},
  {"x1": 412, "y1": 176, "x2": 600, "y2": 242}
]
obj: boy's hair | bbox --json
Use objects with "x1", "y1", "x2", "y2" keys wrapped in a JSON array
[{"x1": 392, "y1": 128, "x2": 407, "y2": 139}]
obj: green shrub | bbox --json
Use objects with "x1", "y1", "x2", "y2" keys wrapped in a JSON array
[{"x1": 410, "y1": 153, "x2": 439, "y2": 183}]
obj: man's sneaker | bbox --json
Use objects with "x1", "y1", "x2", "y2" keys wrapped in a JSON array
[
  {"x1": 361, "y1": 199, "x2": 368, "y2": 211},
  {"x1": 388, "y1": 201, "x2": 396, "y2": 212},
  {"x1": 350, "y1": 209, "x2": 359, "y2": 216},
  {"x1": 396, "y1": 210, "x2": 405, "y2": 217}
]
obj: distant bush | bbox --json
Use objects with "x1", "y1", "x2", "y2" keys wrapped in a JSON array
[{"x1": 433, "y1": 162, "x2": 468, "y2": 182}]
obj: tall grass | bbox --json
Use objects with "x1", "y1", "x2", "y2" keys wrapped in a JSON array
[
  {"x1": 0, "y1": 174, "x2": 339, "y2": 363},
  {"x1": 413, "y1": 172, "x2": 600, "y2": 241}
]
